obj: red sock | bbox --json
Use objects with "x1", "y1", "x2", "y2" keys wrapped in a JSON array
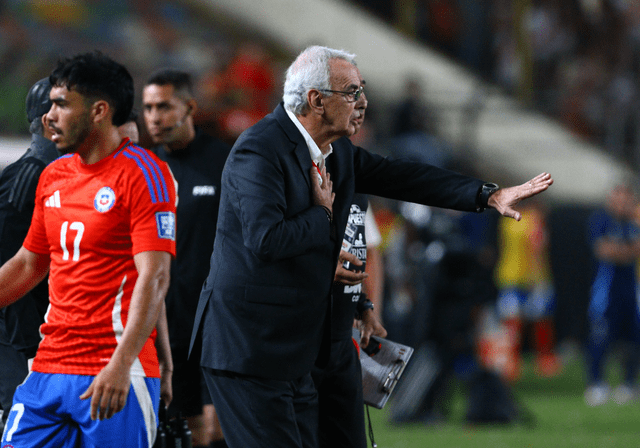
[
  {"x1": 503, "y1": 318, "x2": 522, "y2": 381},
  {"x1": 533, "y1": 318, "x2": 554, "y2": 356}
]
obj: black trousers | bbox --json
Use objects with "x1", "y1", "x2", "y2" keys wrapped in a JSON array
[
  {"x1": 311, "y1": 338, "x2": 367, "y2": 448},
  {"x1": 169, "y1": 346, "x2": 212, "y2": 418},
  {"x1": 0, "y1": 343, "x2": 29, "y2": 423},
  {"x1": 202, "y1": 367, "x2": 318, "y2": 448}
]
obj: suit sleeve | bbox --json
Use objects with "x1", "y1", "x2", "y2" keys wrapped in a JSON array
[
  {"x1": 226, "y1": 141, "x2": 330, "y2": 262},
  {"x1": 352, "y1": 145, "x2": 484, "y2": 212}
]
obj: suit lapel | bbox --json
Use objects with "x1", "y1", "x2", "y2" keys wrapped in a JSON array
[
  {"x1": 294, "y1": 143, "x2": 313, "y2": 189},
  {"x1": 274, "y1": 103, "x2": 314, "y2": 189}
]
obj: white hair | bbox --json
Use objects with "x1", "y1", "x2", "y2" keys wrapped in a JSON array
[{"x1": 283, "y1": 45, "x2": 357, "y2": 115}]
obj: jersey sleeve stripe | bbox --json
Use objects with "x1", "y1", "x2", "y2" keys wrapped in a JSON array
[
  {"x1": 134, "y1": 147, "x2": 170, "y2": 203},
  {"x1": 112, "y1": 138, "x2": 130, "y2": 159},
  {"x1": 123, "y1": 151, "x2": 160, "y2": 203},
  {"x1": 125, "y1": 146, "x2": 170, "y2": 203},
  {"x1": 124, "y1": 148, "x2": 162, "y2": 201}
]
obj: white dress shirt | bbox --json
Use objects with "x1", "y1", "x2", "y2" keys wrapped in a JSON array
[{"x1": 285, "y1": 108, "x2": 333, "y2": 185}]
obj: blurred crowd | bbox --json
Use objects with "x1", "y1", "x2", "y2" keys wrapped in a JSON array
[
  {"x1": 6, "y1": 0, "x2": 640, "y2": 168},
  {"x1": 0, "y1": 0, "x2": 285, "y2": 146},
  {"x1": 351, "y1": 0, "x2": 640, "y2": 170}
]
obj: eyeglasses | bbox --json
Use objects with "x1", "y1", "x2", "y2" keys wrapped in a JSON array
[{"x1": 319, "y1": 85, "x2": 365, "y2": 102}]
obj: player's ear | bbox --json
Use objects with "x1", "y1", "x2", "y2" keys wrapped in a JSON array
[{"x1": 91, "y1": 100, "x2": 111, "y2": 124}]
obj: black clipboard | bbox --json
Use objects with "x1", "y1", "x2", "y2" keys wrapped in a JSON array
[{"x1": 353, "y1": 328, "x2": 414, "y2": 409}]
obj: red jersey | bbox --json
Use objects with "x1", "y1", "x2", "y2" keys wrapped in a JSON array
[{"x1": 23, "y1": 139, "x2": 177, "y2": 378}]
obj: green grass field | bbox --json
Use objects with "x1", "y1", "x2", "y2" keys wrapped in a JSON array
[{"x1": 367, "y1": 352, "x2": 640, "y2": 448}]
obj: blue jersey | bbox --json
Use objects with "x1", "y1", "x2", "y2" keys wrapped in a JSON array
[{"x1": 587, "y1": 209, "x2": 640, "y2": 317}]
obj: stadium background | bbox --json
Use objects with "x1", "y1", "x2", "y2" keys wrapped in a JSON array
[{"x1": 1, "y1": 0, "x2": 639, "y2": 446}]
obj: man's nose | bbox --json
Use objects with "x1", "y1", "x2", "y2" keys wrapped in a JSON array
[
  {"x1": 357, "y1": 93, "x2": 367, "y2": 109},
  {"x1": 146, "y1": 109, "x2": 160, "y2": 123},
  {"x1": 45, "y1": 108, "x2": 56, "y2": 123}
]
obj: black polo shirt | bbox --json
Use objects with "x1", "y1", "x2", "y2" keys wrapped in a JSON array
[
  {"x1": 0, "y1": 135, "x2": 59, "y2": 357},
  {"x1": 153, "y1": 129, "x2": 231, "y2": 354}
]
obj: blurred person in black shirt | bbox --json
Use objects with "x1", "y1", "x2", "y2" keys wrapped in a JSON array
[
  {"x1": 143, "y1": 69, "x2": 231, "y2": 448},
  {"x1": 0, "y1": 78, "x2": 58, "y2": 426}
]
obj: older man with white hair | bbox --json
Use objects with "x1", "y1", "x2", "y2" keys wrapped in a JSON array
[{"x1": 190, "y1": 45, "x2": 553, "y2": 448}]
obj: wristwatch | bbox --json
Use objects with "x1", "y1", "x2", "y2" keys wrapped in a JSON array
[{"x1": 476, "y1": 183, "x2": 500, "y2": 212}]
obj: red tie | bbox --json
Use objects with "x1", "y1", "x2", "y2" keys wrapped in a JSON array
[{"x1": 312, "y1": 160, "x2": 323, "y2": 185}]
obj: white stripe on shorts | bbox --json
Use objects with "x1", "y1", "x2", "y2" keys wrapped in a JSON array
[{"x1": 131, "y1": 375, "x2": 157, "y2": 447}]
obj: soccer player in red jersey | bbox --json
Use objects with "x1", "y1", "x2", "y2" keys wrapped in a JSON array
[{"x1": 0, "y1": 51, "x2": 177, "y2": 448}]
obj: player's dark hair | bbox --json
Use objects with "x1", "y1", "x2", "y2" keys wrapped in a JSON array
[
  {"x1": 127, "y1": 108, "x2": 139, "y2": 124},
  {"x1": 49, "y1": 51, "x2": 134, "y2": 126},
  {"x1": 145, "y1": 69, "x2": 194, "y2": 98}
]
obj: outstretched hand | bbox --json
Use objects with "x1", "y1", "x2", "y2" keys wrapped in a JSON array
[{"x1": 488, "y1": 172, "x2": 553, "y2": 221}]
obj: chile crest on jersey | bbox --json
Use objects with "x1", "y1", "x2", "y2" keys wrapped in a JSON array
[{"x1": 94, "y1": 186, "x2": 116, "y2": 213}]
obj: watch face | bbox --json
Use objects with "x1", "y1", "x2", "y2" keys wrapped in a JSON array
[
  {"x1": 483, "y1": 184, "x2": 499, "y2": 196},
  {"x1": 479, "y1": 183, "x2": 499, "y2": 211}
]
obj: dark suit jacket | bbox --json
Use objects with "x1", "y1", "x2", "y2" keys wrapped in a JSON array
[{"x1": 190, "y1": 103, "x2": 485, "y2": 380}]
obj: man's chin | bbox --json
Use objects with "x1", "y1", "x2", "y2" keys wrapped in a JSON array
[
  {"x1": 56, "y1": 143, "x2": 78, "y2": 155},
  {"x1": 56, "y1": 144, "x2": 70, "y2": 155}
]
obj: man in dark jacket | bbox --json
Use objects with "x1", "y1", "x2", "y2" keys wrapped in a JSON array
[{"x1": 190, "y1": 45, "x2": 553, "y2": 448}]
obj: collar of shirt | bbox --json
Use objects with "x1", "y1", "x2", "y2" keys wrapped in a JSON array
[{"x1": 285, "y1": 108, "x2": 333, "y2": 169}]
